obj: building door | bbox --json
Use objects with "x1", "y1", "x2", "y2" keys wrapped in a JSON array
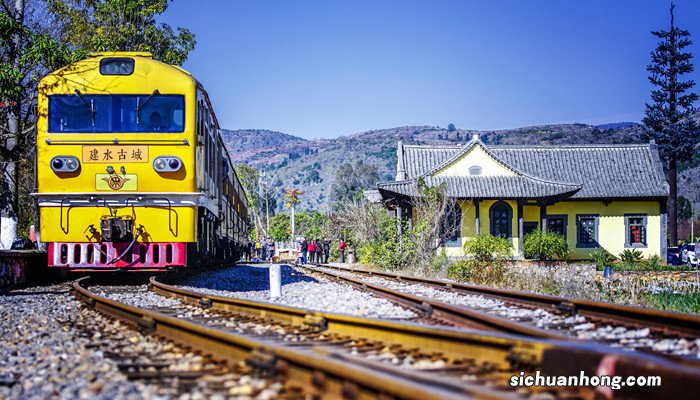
[{"x1": 490, "y1": 201, "x2": 512, "y2": 238}]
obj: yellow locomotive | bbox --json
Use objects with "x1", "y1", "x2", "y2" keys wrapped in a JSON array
[{"x1": 35, "y1": 52, "x2": 248, "y2": 271}]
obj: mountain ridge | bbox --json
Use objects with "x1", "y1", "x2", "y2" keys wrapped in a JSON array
[{"x1": 221, "y1": 119, "x2": 699, "y2": 214}]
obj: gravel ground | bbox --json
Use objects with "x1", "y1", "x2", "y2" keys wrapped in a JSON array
[
  {"x1": 174, "y1": 264, "x2": 416, "y2": 320},
  {"x1": 0, "y1": 284, "x2": 153, "y2": 399},
  {"x1": 0, "y1": 283, "x2": 282, "y2": 399},
  {"x1": 316, "y1": 266, "x2": 700, "y2": 357}
]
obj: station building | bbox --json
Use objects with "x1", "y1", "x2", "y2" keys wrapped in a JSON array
[{"x1": 376, "y1": 135, "x2": 669, "y2": 260}]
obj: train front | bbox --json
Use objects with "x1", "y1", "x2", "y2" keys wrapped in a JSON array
[{"x1": 35, "y1": 52, "x2": 197, "y2": 271}]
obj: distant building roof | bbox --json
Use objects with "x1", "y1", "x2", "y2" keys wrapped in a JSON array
[
  {"x1": 363, "y1": 189, "x2": 384, "y2": 203},
  {"x1": 378, "y1": 137, "x2": 668, "y2": 201}
]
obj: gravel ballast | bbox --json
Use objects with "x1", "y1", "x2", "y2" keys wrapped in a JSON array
[
  {"x1": 0, "y1": 284, "x2": 152, "y2": 399},
  {"x1": 315, "y1": 266, "x2": 700, "y2": 357},
  {"x1": 1, "y1": 283, "x2": 282, "y2": 399},
  {"x1": 174, "y1": 264, "x2": 416, "y2": 320}
]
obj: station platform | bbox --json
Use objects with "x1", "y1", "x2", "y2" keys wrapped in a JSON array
[{"x1": 0, "y1": 250, "x2": 48, "y2": 292}]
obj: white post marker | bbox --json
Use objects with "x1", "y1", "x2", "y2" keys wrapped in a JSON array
[{"x1": 269, "y1": 264, "x2": 281, "y2": 298}]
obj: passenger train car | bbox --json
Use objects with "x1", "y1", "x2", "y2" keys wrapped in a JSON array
[{"x1": 35, "y1": 52, "x2": 248, "y2": 271}]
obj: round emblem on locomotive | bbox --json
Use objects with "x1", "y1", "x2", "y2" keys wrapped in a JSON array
[{"x1": 102, "y1": 175, "x2": 130, "y2": 190}]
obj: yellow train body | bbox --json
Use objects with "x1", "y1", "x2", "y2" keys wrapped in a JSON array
[{"x1": 35, "y1": 52, "x2": 248, "y2": 270}]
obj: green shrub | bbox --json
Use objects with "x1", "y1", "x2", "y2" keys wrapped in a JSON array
[
  {"x1": 430, "y1": 251, "x2": 451, "y2": 273},
  {"x1": 457, "y1": 234, "x2": 512, "y2": 285},
  {"x1": 642, "y1": 254, "x2": 664, "y2": 271},
  {"x1": 447, "y1": 259, "x2": 474, "y2": 281},
  {"x1": 522, "y1": 230, "x2": 569, "y2": 260},
  {"x1": 463, "y1": 233, "x2": 512, "y2": 262},
  {"x1": 619, "y1": 249, "x2": 643, "y2": 269},
  {"x1": 589, "y1": 248, "x2": 616, "y2": 270}
]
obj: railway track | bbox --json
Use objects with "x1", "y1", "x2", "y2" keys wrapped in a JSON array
[
  {"x1": 143, "y1": 271, "x2": 700, "y2": 399},
  {"x1": 302, "y1": 263, "x2": 700, "y2": 361},
  {"x1": 73, "y1": 277, "x2": 536, "y2": 399}
]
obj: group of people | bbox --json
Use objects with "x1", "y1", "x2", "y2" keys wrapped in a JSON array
[
  {"x1": 297, "y1": 237, "x2": 346, "y2": 264},
  {"x1": 247, "y1": 237, "x2": 276, "y2": 262}
]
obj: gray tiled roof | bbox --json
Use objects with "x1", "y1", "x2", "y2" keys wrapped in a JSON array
[
  {"x1": 363, "y1": 189, "x2": 384, "y2": 203},
  {"x1": 385, "y1": 138, "x2": 668, "y2": 200},
  {"x1": 378, "y1": 175, "x2": 582, "y2": 200}
]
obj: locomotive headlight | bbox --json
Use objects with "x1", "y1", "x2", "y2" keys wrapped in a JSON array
[
  {"x1": 153, "y1": 156, "x2": 182, "y2": 172},
  {"x1": 155, "y1": 158, "x2": 167, "y2": 170},
  {"x1": 65, "y1": 158, "x2": 78, "y2": 170},
  {"x1": 50, "y1": 156, "x2": 80, "y2": 173}
]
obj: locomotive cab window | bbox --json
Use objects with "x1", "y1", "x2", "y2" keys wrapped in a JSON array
[{"x1": 48, "y1": 94, "x2": 184, "y2": 133}]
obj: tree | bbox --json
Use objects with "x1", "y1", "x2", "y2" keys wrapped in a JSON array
[
  {"x1": 642, "y1": 2, "x2": 699, "y2": 245},
  {"x1": 1, "y1": 0, "x2": 77, "y2": 248},
  {"x1": 48, "y1": 0, "x2": 195, "y2": 65},
  {"x1": 0, "y1": 0, "x2": 196, "y2": 248},
  {"x1": 447, "y1": 123, "x2": 456, "y2": 132},
  {"x1": 268, "y1": 213, "x2": 290, "y2": 242},
  {"x1": 283, "y1": 188, "x2": 303, "y2": 239},
  {"x1": 678, "y1": 195, "x2": 693, "y2": 222},
  {"x1": 331, "y1": 160, "x2": 380, "y2": 203}
]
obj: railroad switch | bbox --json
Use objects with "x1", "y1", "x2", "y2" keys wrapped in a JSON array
[
  {"x1": 137, "y1": 315, "x2": 156, "y2": 332},
  {"x1": 557, "y1": 301, "x2": 577, "y2": 316},
  {"x1": 199, "y1": 298, "x2": 213, "y2": 308},
  {"x1": 506, "y1": 347, "x2": 542, "y2": 371},
  {"x1": 246, "y1": 349, "x2": 279, "y2": 375},
  {"x1": 303, "y1": 315, "x2": 328, "y2": 333},
  {"x1": 420, "y1": 301, "x2": 433, "y2": 317}
]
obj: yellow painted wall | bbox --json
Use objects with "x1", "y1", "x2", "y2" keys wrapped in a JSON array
[
  {"x1": 438, "y1": 200, "x2": 663, "y2": 260},
  {"x1": 40, "y1": 205, "x2": 196, "y2": 243},
  {"x1": 434, "y1": 145, "x2": 517, "y2": 177},
  {"x1": 547, "y1": 201, "x2": 662, "y2": 259}
]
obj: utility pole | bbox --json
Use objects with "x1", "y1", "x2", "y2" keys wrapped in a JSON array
[
  {"x1": 260, "y1": 171, "x2": 270, "y2": 236},
  {"x1": 0, "y1": 0, "x2": 24, "y2": 249},
  {"x1": 291, "y1": 203, "x2": 295, "y2": 240}
]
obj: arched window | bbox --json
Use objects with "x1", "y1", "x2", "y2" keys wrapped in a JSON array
[{"x1": 490, "y1": 201, "x2": 512, "y2": 238}]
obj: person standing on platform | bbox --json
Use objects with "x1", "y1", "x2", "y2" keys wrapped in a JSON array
[
  {"x1": 339, "y1": 239, "x2": 346, "y2": 263},
  {"x1": 323, "y1": 238, "x2": 331, "y2": 263},
  {"x1": 308, "y1": 240, "x2": 315, "y2": 263},
  {"x1": 267, "y1": 237, "x2": 275, "y2": 262},
  {"x1": 315, "y1": 239, "x2": 322, "y2": 264},
  {"x1": 300, "y1": 237, "x2": 308, "y2": 264}
]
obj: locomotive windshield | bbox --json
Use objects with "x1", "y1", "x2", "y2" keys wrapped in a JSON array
[{"x1": 48, "y1": 94, "x2": 185, "y2": 133}]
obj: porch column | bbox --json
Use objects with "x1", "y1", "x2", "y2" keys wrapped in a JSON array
[
  {"x1": 540, "y1": 204, "x2": 547, "y2": 232},
  {"x1": 518, "y1": 200, "x2": 524, "y2": 255},
  {"x1": 407, "y1": 206, "x2": 413, "y2": 230},
  {"x1": 474, "y1": 199, "x2": 480, "y2": 235},
  {"x1": 396, "y1": 206, "x2": 403, "y2": 237},
  {"x1": 660, "y1": 200, "x2": 667, "y2": 261}
]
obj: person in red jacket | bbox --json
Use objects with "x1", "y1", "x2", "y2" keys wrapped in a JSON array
[
  {"x1": 339, "y1": 239, "x2": 347, "y2": 263},
  {"x1": 308, "y1": 240, "x2": 316, "y2": 263}
]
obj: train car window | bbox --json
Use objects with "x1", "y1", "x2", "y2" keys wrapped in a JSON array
[
  {"x1": 99, "y1": 58, "x2": 135, "y2": 75},
  {"x1": 48, "y1": 95, "x2": 111, "y2": 132},
  {"x1": 48, "y1": 94, "x2": 185, "y2": 133},
  {"x1": 222, "y1": 159, "x2": 229, "y2": 178}
]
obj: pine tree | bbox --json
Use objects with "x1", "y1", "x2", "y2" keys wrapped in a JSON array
[{"x1": 642, "y1": 2, "x2": 699, "y2": 245}]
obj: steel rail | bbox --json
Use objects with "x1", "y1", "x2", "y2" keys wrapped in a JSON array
[
  {"x1": 294, "y1": 264, "x2": 571, "y2": 340},
  {"x1": 312, "y1": 263, "x2": 700, "y2": 338},
  {"x1": 71, "y1": 277, "x2": 512, "y2": 399},
  {"x1": 150, "y1": 275, "x2": 552, "y2": 366},
  {"x1": 149, "y1": 272, "x2": 700, "y2": 399}
]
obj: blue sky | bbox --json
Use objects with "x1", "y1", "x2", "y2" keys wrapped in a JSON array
[{"x1": 160, "y1": 1, "x2": 700, "y2": 139}]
